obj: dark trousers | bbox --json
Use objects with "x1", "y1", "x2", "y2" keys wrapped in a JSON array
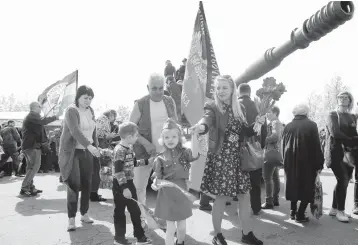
[
  {"x1": 249, "y1": 168, "x2": 262, "y2": 213},
  {"x1": 91, "y1": 157, "x2": 101, "y2": 193},
  {"x1": 40, "y1": 153, "x2": 52, "y2": 172},
  {"x1": 66, "y1": 149, "x2": 93, "y2": 218},
  {"x1": 291, "y1": 201, "x2": 308, "y2": 214},
  {"x1": 331, "y1": 161, "x2": 354, "y2": 211},
  {"x1": 0, "y1": 146, "x2": 19, "y2": 173},
  {"x1": 113, "y1": 179, "x2": 144, "y2": 239},
  {"x1": 263, "y1": 162, "x2": 280, "y2": 204}
]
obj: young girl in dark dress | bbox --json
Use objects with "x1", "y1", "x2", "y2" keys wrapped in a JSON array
[{"x1": 152, "y1": 119, "x2": 199, "y2": 245}]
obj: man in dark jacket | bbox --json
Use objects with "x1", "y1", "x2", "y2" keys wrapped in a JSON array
[
  {"x1": 238, "y1": 83, "x2": 264, "y2": 215},
  {"x1": 164, "y1": 60, "x2": 176, "y2": 78},
  {"x1": 20, "y1": 101, "x2": 61, "y2": 197},
  {"x1": 175, "y1": 58, "x2": 187, "y2": 81},
  {"x1": 0, "y1": 120, "x2": 22, "y2": 176}
]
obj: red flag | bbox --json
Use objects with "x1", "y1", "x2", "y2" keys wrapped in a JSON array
[
  {"x1": 38, "y1": 70, "x2": 78, "y2": 117},
  {"x1": 181, "y1": 1, "x2": 220, "y2": 126}
]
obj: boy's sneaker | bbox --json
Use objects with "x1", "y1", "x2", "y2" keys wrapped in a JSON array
[
  {"x1": 114, "y1": 237, "x2": 133, "y2": 245},
  {"x1": 136, "y1": 236, "x2": 152, "y2": 244},
  {"x1": 80, "y1": 213, "x2": 94, "y2": 223},
  {"x1": 241, "y1": 231, "x2": 263, "y2": 245},
  {"x1": 67, "y1": 218, "x2": 76, "y2": 232},
  {"x1": 19, "y1": 189, "x2": 37, "y2": 197},
  {"x1": 212, "y1": 233, "x2": 227, "y2": 245}
]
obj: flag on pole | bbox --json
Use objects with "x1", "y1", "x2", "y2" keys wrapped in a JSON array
[
  {"x1": 182, "y1": 1, "x2": 220, "y2": 193},
  {"x1": 181, "y1": 1, "x2": 220, "y2": 127},
  {"x1": 38, "y1": 70, "x2": 78, "y2": 117}
]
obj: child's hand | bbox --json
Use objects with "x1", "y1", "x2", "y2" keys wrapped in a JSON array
[{"x1": 123, "y1": 188, "x2": 132, "y2": 199}]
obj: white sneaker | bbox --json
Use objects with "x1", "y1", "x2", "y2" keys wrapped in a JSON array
[
  {"x1": 329, "y1": 208, "x2": 337, "y2": 216},
  {"x1": 336, "y1": 211, "x2": 349, "y2": 223},
  {"x1": 67, "y1": 218, "x2": 76, "y2": 231},
  {"x1": 80, "y1": 213, "x2": 94, "y2": 223}
]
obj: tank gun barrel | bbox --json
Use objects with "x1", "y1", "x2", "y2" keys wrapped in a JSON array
[{"x1": 235, "y1": 1, "x2": 355, "y2": 86}]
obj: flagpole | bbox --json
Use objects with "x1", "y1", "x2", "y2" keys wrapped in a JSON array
[{"x1": 75, "y1": 70, "x2": 79, "y2": 90}]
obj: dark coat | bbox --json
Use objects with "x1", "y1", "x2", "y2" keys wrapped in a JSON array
[{"x1": 282, "y1": 115, "x2": 324, "y2": 202}]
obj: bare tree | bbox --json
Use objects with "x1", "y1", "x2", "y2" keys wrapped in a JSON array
[
  {"x1": 306, "y1": 75, "x2": 349, "y2": 129},
  {"x1": 307, "y1": 91, "x2": 324, "y2": 129},
  {"x1": 323, "y1": 76, "x2": 348, "y2": 112},
  {"x1": 117, "y1": 105, "x2": 131, "y2": 122}
]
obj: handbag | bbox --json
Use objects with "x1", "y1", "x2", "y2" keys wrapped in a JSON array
[
  {"x1": 336, "y1": 110, "x2": 357, "y2": 167},
  {"x1": 264, "y1": 148, "x2": 283, "y2": 165},
  {"x1": 310, "y1": 174, "x2": 323, "y2": 219},
  {"x1": 241, "y1": 139, "x2": 264, "y2": 171}
]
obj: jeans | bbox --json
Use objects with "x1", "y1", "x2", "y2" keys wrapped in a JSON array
[
  {"x1": 331, "y1": 161, "x2": 354, "y2": 211},
  {"x1": 249, "y1": 168, "x2": 262, "y2": 212},
  {"x1": 91, "y1": 157, "x2": 101, "y2": 193},
  {"x1": 263, "y1": 162, "x2": 280, "y2": 204},
  {"x1": 66, "y1": 149, "x2": 93, "y2": 218},
  {"x1": 113, "y1": 179, "x2": 144, "y2": 239},
  {"x1": 21, "y1": 149, "x2": 42, "y2": 191},
  {"x1": 133, "y1": 162, "x2": 154, "y2": 219}
]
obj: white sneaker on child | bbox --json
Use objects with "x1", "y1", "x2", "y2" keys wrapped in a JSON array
[
  {"x1": 329, "y1": 208, "x2": 337, "y2": 216},
  {"x1": 81, "y1": 213, "x2": 94, "y2": 223},
  {"x1": 67, "y1": 218, "x2": 76, "y2": 231}
]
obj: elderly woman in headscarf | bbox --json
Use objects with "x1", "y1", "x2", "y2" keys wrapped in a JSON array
[
  {"x1": 282, "y1": 103, "x2": 324, "y2": 223},
  {"x1": 91, "y1": 109, "x2": 118, "y2": 202},
  {"x1": 325, "y1": 91, "x2": 358, "y2": 223}
]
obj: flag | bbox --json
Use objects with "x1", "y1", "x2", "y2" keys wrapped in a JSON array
[
  {"x1": 38, "y1": 70, "x2": 78, "y2": 117},
  {"x1": 182, "y1": 1, "x2": 220, "y2": 192},
  {"x1": 181, "y1": 1, "x2": 220, "y2": 127}
]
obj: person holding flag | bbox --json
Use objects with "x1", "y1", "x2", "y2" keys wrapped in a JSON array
[
  {"x1": 20, "y1": 101, "x2": 62, "y2": 197},
  {"x1": 191, "y1": 75, "x2": 264, "y2": 245}
]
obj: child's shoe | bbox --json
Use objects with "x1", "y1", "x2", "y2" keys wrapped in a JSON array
[
  {"x1": 136, "y1": 235, "x2": 152, "y2": 244},
  {"x1": 114, "y1": 236, "x2": 133, "y2": 245}
]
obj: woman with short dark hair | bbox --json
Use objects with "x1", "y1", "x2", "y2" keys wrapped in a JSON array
[{"x1": 59, "y1": 85, "x2": 100, "y2": 231}]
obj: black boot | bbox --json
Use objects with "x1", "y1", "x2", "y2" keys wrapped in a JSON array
[
  {"x1": 262, "y1": 197, "x2": 274, "y2": 209},
  {"x1": 290, "y1": 210, "x2": 296, "y2": 220},
  {"x1": 273, "y1": 197, "x2": 280, "y2": 206},
  {"x1": 90, "y1": 192, "x2": 107, "y2": 202},
  {"x1": 241, "y1": 231, "x2": 263, "y2": 245},
  {"x1": 212, "y1": 233, "x2": 227, "y2": 245},
  {"x1": 295, "y1": 212, "x2": 309, "y2": 223}
]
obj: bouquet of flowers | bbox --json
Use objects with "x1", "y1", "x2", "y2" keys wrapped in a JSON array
[
  {"x1": 310, "y1": 175, "x2": 323, "y2": 219},
  {"x1": 253, "y1": 77, "x2": 287, "y2": 135}
]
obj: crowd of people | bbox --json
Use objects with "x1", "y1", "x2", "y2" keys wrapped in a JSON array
[{"x1": 1, "y1": 58, "x2": 358, "y2": 245}]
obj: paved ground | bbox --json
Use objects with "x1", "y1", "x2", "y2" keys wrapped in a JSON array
[{"x1": 0, "y1": 169, "x2": 358, "y2": 245}]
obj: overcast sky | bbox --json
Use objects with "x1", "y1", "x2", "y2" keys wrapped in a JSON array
[{"x1": 0, "y1": 0, "x2": 357, "y2": 123}]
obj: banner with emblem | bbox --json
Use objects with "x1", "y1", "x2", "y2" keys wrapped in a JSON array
[
  {"x1": 38, "y1": 70, "x2": 78, "y2": 117},
  {"x1": 181, "y1": 1, "x2": 220, "y2": 191}
]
